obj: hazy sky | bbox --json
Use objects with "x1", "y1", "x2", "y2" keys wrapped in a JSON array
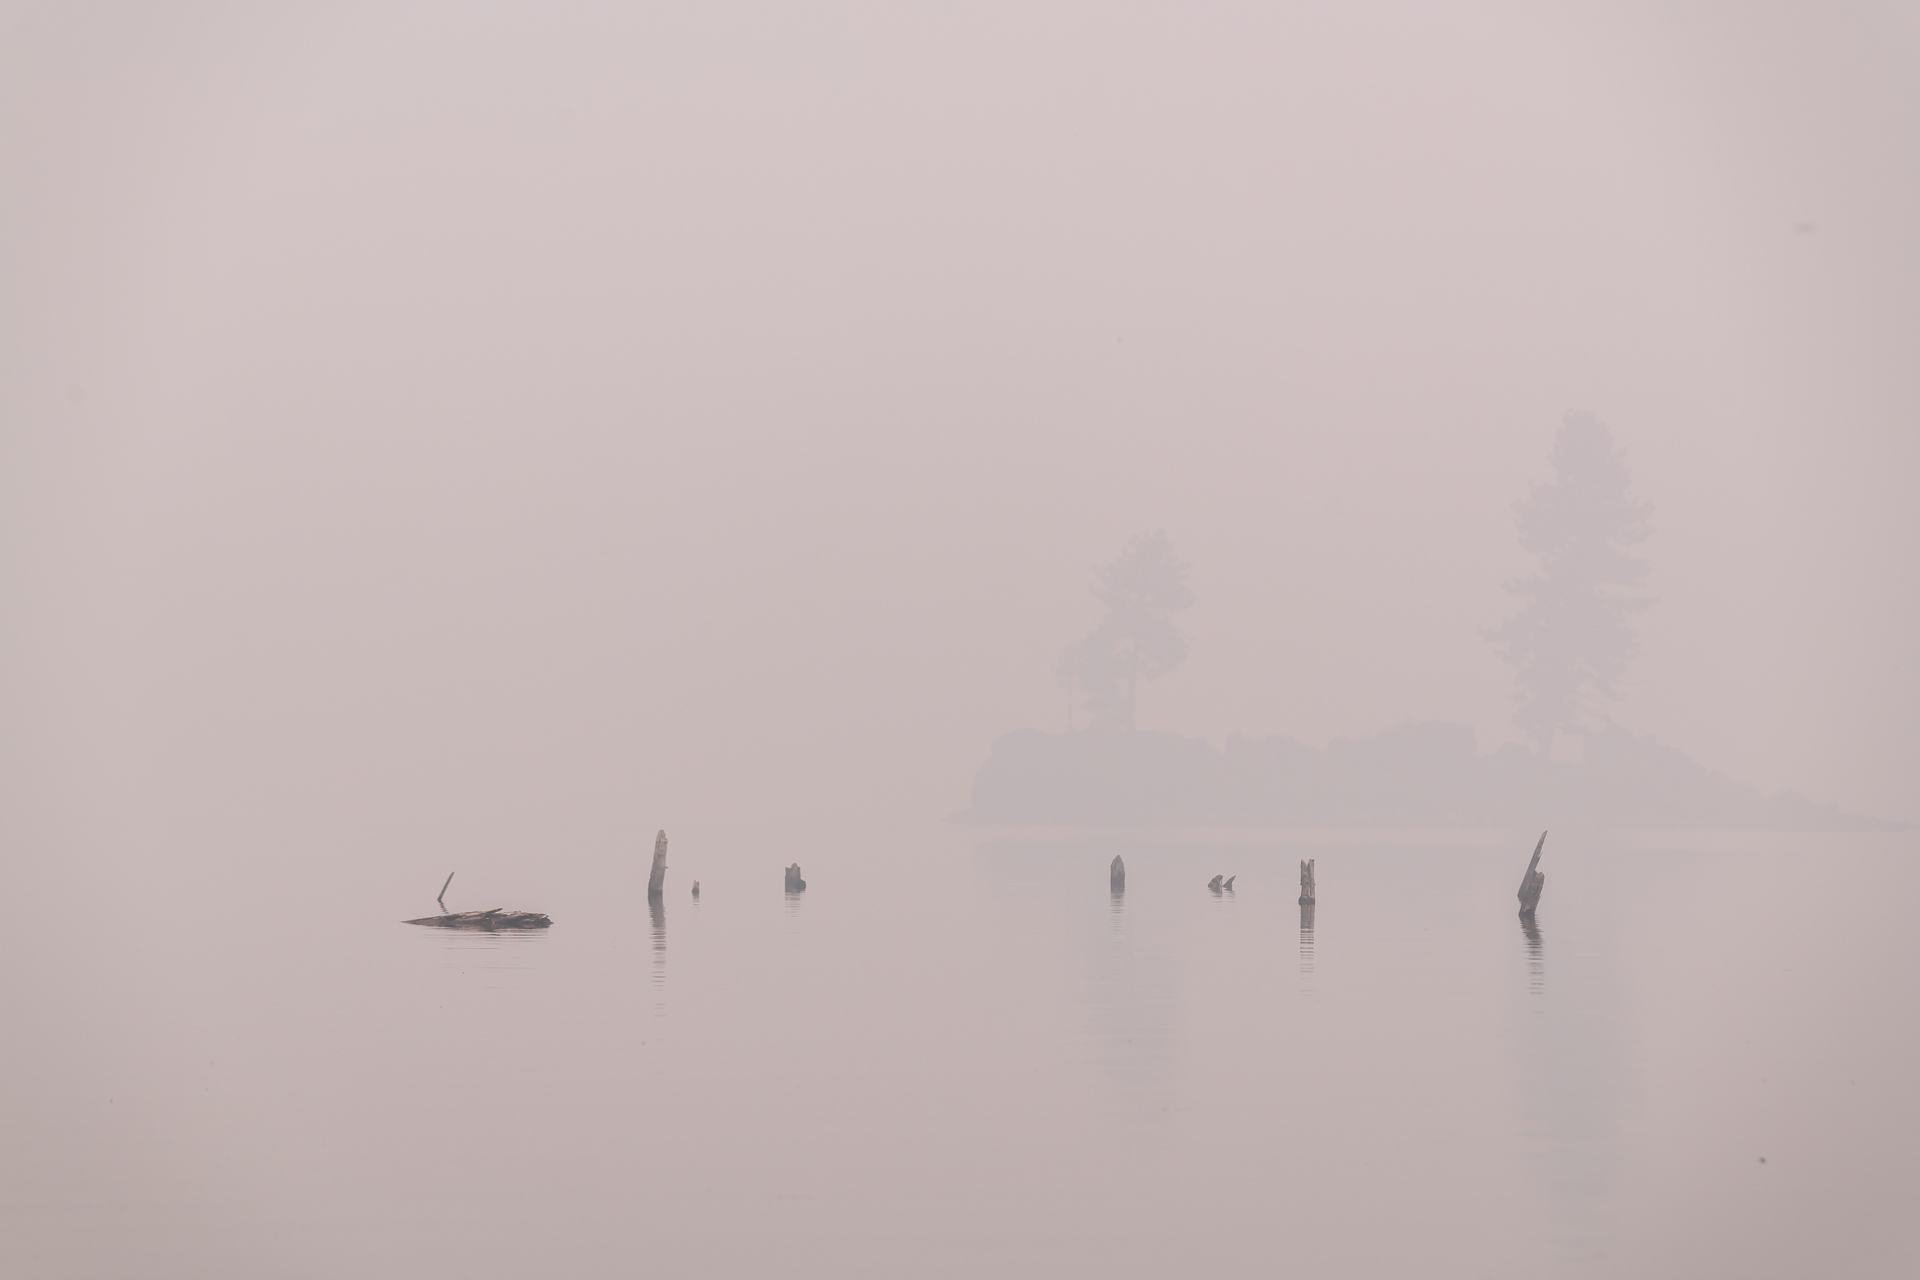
[{"x1": 4, "y1": 1, "x2": 1917, "y2": 841}]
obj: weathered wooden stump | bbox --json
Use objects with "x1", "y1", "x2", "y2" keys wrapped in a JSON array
[
  {"x1": 1517, "y1": 830, "x2": 1547, "y2": 917},
  {"x1": 1222, "y1": 875, "x2": 1235, "y2": 891},
  {"x1": 403, "y1": 908, "x2": 552, "y2": 930},
  {"x1": 691, "y1": 880, "x2": 700, "y2": 899},
  {"x1": 648, "y1": 830, "x2": 668, "y2": 900},
  {"x1": 1298, "y1": 858, "x2": 1316, "y2": 906},
  {"x1": 1110, "y1": 855, "x2": 1125, "y2": 893},
  {"x1": 1207, "y1": 875, "x2": 1224, "y2": 893},
  {"x1": 785, "y1": 863, "x2": 806, "y2": 893}
]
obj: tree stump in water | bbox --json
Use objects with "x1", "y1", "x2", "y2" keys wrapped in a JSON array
[
  {"x1": 785, "y1": 863, "x2": 806, "y2": 892},
  {"x1": 1110, "y1": 855, "x2": 1125, "y2": 892},
  {"x1": 1298, "y1": 858, "x2": 1316, "y2": 906},
  {"x1": 648, "y1": 830, "x2": 668, "y2": 900},
  {"x1": 1207, "y1": 875, "x2": 1224, "y2": 893},
  {"x1": 1517, "y1": 831, "x2": 1547, "y2": 917}
]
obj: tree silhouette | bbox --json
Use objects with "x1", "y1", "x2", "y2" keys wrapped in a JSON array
[
  {"x1": 1060, "y1": 532, "x2": 1195, "y2": 731},
  {"x1": 1488, "y1": 412, "x2": 1655, "y2": 755}
]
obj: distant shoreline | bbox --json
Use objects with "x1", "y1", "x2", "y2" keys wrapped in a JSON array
[{"x1": 956, "y1": 723, "x2": 1911, "y2": 832}]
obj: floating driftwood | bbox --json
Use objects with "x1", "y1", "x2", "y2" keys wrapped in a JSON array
[
  {"x1": 1298, "y1": 858, "x2": 1316, "y2": 906},
  {"x1": 1517, "y1": 831, "x2": 1547, "y2": 917},
  {"x1": 785, "y1": 863, "x2": 806, "y2": 892},
  {"x1": 648, "y1": 830, "x2": 669, "y2": 900},
  {"x1": 404, "y1": 908, "x2": 552, "y2": 930},
  {"x1": 1110, "y1": 855, "x2": 1125, "y2": 892}
]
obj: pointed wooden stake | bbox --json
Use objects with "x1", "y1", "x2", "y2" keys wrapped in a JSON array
[
  {"x1": 1298, "y1": 858, "x2": 1316, "y2": 906},
  {"x1": 1110, "y1": 855, "x2": 1125, "y2": 892},
  {"x1": 1517, "y1": 831, "x2": 1547, "y2": 917}
]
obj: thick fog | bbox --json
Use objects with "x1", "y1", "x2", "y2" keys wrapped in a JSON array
[{"x1": 5, "y1": 1, "x2": 1917, "y2": 846}]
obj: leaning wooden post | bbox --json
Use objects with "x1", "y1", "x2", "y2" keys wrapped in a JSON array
[
  {"x1": 1517, "y1": 830, "x2": 1547, "y2": 917},
  {"x1": 1297, "y1": 858, "x2": 1316, "y2": 906},
  {"x1": 648, "y1": 830, "x2": 668, "y2": 900},
  {"x1": 1110, "y1": 855, "x2": 1125, "y2": 892}
]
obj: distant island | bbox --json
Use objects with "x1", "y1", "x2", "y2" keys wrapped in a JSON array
[
  {"x1": 955, "y1": 721, "x2": 1906, "y2": 831},
  {"x1": 985, "y1": 418, "x2": 1908, "y2": 833}
]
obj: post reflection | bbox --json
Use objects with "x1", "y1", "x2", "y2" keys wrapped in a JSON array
[
  {"x1": 1299, "y1": 903, "x2": 1315, "y2": 985},
  {"x1": 649, "y1": 895, "x2": 667, "y2": 1007},
  {"x1": 1520, "y1": 913, "x2": 1544, "y2": 996}
]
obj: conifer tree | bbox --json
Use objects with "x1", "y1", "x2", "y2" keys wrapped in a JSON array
[{"x1": 1488, "y1": 412, "x2": 1654, "y2": 755}]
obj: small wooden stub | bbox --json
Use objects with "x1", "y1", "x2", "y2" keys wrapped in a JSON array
[
  {"x1": 1110, "y1": 855, "x2": 1125, "y2": 892},
  {"x1": 403, "y1": 908, "x2": 552, "y2": 930},
  {"x1": 785, "y1": 863, "x2": 806, "y2": 893},
  {"x1": 1298, "y1": 858, "x2": 1316, "y2": 906}
]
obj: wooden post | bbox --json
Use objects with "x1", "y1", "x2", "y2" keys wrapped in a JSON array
[
  {"x1": 1517, "y1": 830, "x2": 1547, "y2": 917},
  {"x1": 648, "y1": 830, "x2": 668, "y2": 900},
  {"x1": 1110, "y1": 855, "x2": 1125, "y2": 892},
  {"x1": 691, "y1": 880, "x2": 700, "y2": 899},
  {"x1": 785, "y1": 863, "x2": 806, "y2": 892},
  {"x1": 437, "y1": 871, "x2": 455, "y2": 908},
  {"x1": 1207, "y1": 875, "x2": 1224, "y2": 892},
  {"x1": 1298, "y1": 858, "x2": 1316, "y2": 906}
]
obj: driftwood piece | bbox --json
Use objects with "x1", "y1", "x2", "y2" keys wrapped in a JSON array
[
  {"x1": 1110, "y1": 855, "x2": 1125, "y2": 892},
  {"x1": 648, "y1": 830, "x2": 668, "y2": 900},
  {"x1": 1517, "y1": 830, "x2": 1547, "y2": 917},
  {"x1": 403, "y1": 908, "x2": 552, "y2": 930},
  {"x1": 785, "y1": 863, "x2": 806, "y2": 892},
  {"x1": 1298, "y1": 858, "x2": 1316, "y2": 906},
  {"x1": 437, "y1": 871, "x2": 455, "y2": 908}
]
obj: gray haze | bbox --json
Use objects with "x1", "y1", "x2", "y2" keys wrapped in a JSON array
[{"x1": 6, "y1": 2, "x2": 1920, "y2": 845}]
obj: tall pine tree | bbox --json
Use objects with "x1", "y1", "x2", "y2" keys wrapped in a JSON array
[{"x1": 1488, "y1": 412, "x2": 1654, "y2": 755}]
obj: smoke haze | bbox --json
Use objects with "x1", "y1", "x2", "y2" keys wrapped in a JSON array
[{"x1": 5, "y1": 1, "x2": 1918, "y2": 845}]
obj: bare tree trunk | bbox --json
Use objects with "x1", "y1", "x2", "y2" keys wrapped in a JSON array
[{"x1": 648, "y1": 830, "x2": 668, "y2": 900}]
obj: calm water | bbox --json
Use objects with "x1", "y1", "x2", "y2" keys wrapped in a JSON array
[{"x1": 5, "y1": 826, "x2": 1917, "y2": 1278}]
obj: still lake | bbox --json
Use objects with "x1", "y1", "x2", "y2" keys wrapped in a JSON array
[{"x1": 5, "y1": 826, "x2": 1916, "y2": 1278}]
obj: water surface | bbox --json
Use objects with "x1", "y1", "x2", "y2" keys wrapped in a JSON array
[{"x1": 4, "y1": 827, "x2": 1915, "y2": 1277}]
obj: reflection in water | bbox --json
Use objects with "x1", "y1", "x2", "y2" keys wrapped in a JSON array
[
  {"x1": 649, "y1": 895, "x2": 667, "y2": 1013},
  {"x1": 1109, "y1": 887, "x2": 1124, "y2": 932},
  {"x1": 1299, "y1": 903, "x2": 1315, "y2": 987},
  {"x1": 1520, "y1": 913, "x2": 1544, "y2": 997}
]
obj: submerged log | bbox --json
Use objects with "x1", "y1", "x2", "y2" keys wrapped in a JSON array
[
  {"x1": 1517, "y1": 830, "x2": 1547, "y2": 917},
  {"x1": 648, "y1": 830, "x2": 669, "y2": 900},
  {"x1": 785, "y1": 863, "x2": 806, "y2": 892},
  {"x1": 1110, "y1": 855, "x2": 1125, "y2": 892},
  {"x1": 1298, "y1": 858, "x2": 1316, "y2": 906},
  {"x1": 403, "y1": 908, "x2": 552, "y2": 930}
]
